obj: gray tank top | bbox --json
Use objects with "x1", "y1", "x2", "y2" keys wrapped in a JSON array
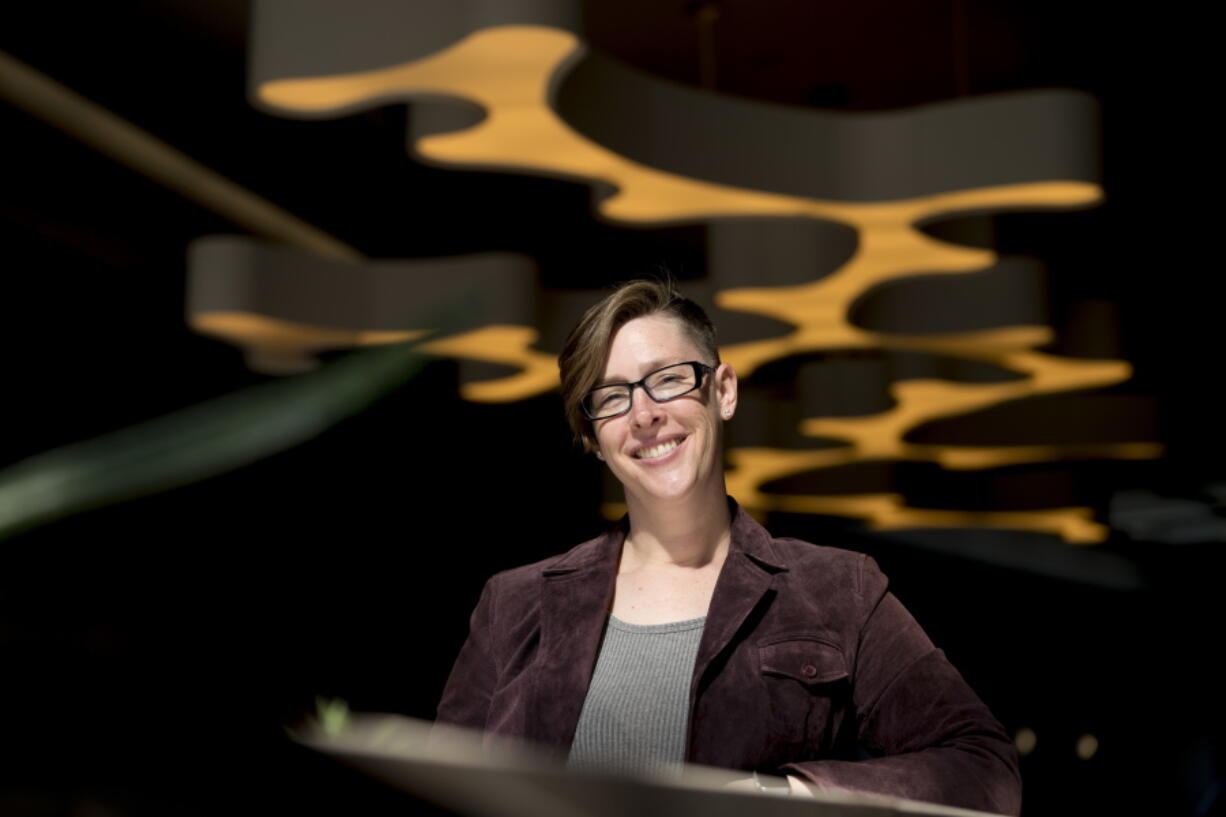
[{"x1": 566, "y1": 614, "x2": 707, "y2": 775}]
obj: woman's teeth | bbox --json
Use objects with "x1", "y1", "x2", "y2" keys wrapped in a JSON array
[{"x1": 634, "y1": 438, "x2": 682, "y2": 459}]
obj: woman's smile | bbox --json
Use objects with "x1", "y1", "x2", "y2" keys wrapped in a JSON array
[{"x1": 632, "y1": 435, "x2": 687, "y2": 461}]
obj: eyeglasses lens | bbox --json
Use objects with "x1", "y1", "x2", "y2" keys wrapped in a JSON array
[{"x1": 645, "y1": 365, "x2": 698, "y2": 398}]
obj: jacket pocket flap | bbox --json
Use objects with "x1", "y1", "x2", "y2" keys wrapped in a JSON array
[{"x1": 759, "y1": 638, "x2": 848, "y2": 684}]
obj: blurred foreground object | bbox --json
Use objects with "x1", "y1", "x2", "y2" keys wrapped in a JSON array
[{"x1": 293, "y1": 711, "x2": 1011, "y2": 817}]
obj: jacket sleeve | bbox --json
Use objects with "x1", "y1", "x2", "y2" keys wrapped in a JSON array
[
  {"x1": 435, "y1": 576, "x2": 500, "y2": 730},
  {"x1": 780, "y1": 556, "x2": 1022, "y2": 816}
]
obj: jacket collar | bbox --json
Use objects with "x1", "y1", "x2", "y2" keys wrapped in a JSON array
[
  {"x1": 531, "y1": 498, "x2": 787, "y2": 751},
  {"x1": 540, "y1": 498, "x2": 789, "y2": 575},
  {"x1": 726, "y1": 498, "x2": 789, "y2": 573}
]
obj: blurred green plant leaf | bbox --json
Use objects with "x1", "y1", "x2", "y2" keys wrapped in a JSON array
[{"x1": 0, "y1": 338, "x2": 431, "y2": 540}]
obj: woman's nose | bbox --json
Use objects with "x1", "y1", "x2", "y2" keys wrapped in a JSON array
[{"x1": 629, "y1": 385, "x2": 664, "y2": 427}]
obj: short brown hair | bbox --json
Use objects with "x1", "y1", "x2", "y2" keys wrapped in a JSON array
[{"x1": 558, "y1": 279, "x2": 719, "y2": 452}]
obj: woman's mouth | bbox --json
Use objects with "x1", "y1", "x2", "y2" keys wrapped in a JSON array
[{"x1": 633, "y1": 437, "x2": 685, "y2": 460}]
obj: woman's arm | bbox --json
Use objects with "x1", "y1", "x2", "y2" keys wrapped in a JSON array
[
  {"x1": 781, "y1": 557, "x2": 1022, "y2": 816},
  {"x1": 435, "y1": 576, "x2": 500, "y2": 730}
]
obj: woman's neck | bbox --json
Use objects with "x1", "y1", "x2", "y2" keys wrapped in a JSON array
[{"x1": 622, "y1": 486, "x2": 732, "y2": 569}]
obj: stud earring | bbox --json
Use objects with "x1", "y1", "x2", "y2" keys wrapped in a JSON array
[{"x1": 723, "y1": 409, "x2": 732, "y2": 418}]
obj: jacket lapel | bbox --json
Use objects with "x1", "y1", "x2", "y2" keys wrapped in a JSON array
[
  {"x1": 691, "y1": 504, "x2": 787, "y2": 699},
  {"x1": 530, "y1": 524, "x2": 623, "y2": 749}
]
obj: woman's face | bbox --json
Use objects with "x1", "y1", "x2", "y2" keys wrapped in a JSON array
[{"x1": 592, "y1": 314, "x2": 737, "y2": 507}]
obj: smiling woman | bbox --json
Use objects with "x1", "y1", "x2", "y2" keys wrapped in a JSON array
[{"x1": 435, "y1": 279, "x2": 1023, "y2": 814}]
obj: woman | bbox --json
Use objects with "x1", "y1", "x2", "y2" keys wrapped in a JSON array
[{"x1": 437, "y1": 280, "x2": 1021, "y2": 814}]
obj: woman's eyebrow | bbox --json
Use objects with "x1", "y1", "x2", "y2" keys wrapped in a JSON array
[{"x1": 596, "y1": 358, "x2": 673, "y2": 387}]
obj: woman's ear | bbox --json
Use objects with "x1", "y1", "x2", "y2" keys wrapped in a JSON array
[{"x1": 715, "y1": 362, "x2": 738, "y2": 420}]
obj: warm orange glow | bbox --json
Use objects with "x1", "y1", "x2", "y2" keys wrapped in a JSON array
[
  {"x1": 193, "y1": 310, "x2": 425, "y2": 346},
  {"x1": 259, "y1": 27, "x2": 1100, "y2": 229},
  {"x1": 418, "y1": 325, "x2": 558, "y2": 402},
  {"x1": 243, "y1": 24, "x2": 1159, "y2": 542},
  {"x1": 918, "y1": 442, "x2": 1163, "y2": 470},
  {"x1": 1015, "y1": 728, "x2": 1037, "y2": 756},
  {"x1": 721, "y1": 449, "x2": 1107, "y2": 542},
  {"x1": 802, "y1": 359, "x2": 1131, "y2": 459},
  {"x1": 196, "y1": 313, "x2": 555, "y2": 402},
  {"x1": 192, "y1": 311, "x2": 425, "y2": 371}
]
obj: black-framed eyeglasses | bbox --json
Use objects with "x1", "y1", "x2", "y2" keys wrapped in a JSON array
[{"x1": 582, "y1": 361, "x2": 715, "y2": 421}]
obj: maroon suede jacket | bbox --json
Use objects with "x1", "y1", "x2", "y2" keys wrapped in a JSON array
[{"x1": 436, "y1": 503, "x2": 1021, "y2": 815}]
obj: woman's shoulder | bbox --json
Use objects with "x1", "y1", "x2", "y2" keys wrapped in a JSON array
[
  {"x1": 731, "y1": 504, "x2": 885, "y2": 597},
  {"x1": 770, "y1": 536, "x2": 867, "y2": 569},
  {"x1": 766, "y1": 535, "x2": 889, "y2": 598}
]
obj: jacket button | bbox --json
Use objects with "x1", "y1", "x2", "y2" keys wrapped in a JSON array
[{"x1": 802, "y1": 663, "x2": 818, "y2": 678}]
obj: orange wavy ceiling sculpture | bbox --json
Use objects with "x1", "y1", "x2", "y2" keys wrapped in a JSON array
[{"x1": 193, "y1": 18, "x2": 1161, "y2": 543}]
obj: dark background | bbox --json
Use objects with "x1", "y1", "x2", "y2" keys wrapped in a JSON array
[{"x1": 1, "y1": 2, "x2": 1222, "y2": 816}]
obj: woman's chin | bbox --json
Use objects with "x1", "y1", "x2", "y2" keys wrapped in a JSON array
[{"x1": 628, "y1": 473, "x2": 704, "y2": 505}]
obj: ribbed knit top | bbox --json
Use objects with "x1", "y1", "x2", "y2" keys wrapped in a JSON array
[{"x1": 566, "y1": 614, "x2": 706, "y2": 776}]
